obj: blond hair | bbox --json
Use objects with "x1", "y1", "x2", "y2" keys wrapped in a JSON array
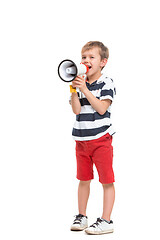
[{"x1": 81, "y1": 41, "x2": 109, "y2": 60}]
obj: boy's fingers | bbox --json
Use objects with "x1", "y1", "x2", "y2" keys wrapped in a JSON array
[
  {"x1": 77, "y1": 76, "x2": 85, "y2": 81},
  {"x1": 73, "y1": 79, "x2": 82, "y2": 84}
]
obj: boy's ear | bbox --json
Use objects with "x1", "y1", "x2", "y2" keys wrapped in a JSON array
[{"x1": 100, "y1": 58, "x2": 108, "y2": 68}]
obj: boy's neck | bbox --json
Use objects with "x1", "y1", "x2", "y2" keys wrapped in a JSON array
[{"x1": 87, "y1": 72, "x2": 102, "y2": 84}]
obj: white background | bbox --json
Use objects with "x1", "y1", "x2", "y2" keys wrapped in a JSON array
[{"x1": 0, "y1": 0, "x2": 160, "y2": 239}]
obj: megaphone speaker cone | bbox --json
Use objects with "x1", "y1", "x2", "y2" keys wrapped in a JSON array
[
  {"x1": 58, "y1": 59, "x2": 89, "y2": 82},
  {"x1": 58, "y1": 59, "x2": 78, "y2": 82}
]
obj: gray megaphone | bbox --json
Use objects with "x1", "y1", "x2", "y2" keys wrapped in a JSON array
[{"x1": 58, "y1": 59, "x2": 89, "y2": 82}]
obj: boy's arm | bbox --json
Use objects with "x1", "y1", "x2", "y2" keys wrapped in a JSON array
[
  {"x1": 70, "y1": 92, "x2": 81, "y2": 115},
  {"x1": 82, "y1": 89, "x2": 111, "y2": 115},
  {"x1": 72, "y1": 76, "x2": 111, "y2": 115}
]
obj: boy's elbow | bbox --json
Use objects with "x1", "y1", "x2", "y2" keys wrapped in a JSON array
[
  {"x1": 74, "y1": 110, "x2": 81, "y2": 115},
  {"x1": 98, "y1": 110, "x2": 106, "y2": 115},
  {"x1": 98, "y1": 106, "x2": 109, "y2": 115},
  {"x1": 72, "y1": 106, "x2": 81, "y2": 115},
  {"x1": 98, "y1": 100, "x2": 111, "y2": 115}
]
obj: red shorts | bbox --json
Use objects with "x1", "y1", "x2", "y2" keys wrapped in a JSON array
[{"x1": 76, "y1": 133, "x2": 115, "y2": 184}]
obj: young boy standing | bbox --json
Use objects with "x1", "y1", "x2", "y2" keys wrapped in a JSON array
[{"x1": 70, "y1": 41, "x2": 116, "y2": 235}]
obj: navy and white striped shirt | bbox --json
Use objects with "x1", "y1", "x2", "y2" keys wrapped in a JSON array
[{"x1": 72, "y1": 74, "x2": 116, "y2": 141}]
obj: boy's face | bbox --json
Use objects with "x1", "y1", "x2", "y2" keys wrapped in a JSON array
[{"x1": 81, "y1": 47, "x2": 107, "y2": 79}]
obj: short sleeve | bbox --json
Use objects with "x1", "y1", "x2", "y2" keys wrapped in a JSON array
[{"x1": 100, "y1": 78, "x2": 116, "y2": 102}]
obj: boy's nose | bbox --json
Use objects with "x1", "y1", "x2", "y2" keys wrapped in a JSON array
[{"x1": 84, "y1": 57, "x2": 89, "y2": 63}]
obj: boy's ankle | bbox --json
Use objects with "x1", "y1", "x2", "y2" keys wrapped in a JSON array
[
  {"x1": 101, "y1": 216, "x2": 110, "y2": 222},
  {"x1": 79, "y1": 213, "x2": 87, "y2": 217}
]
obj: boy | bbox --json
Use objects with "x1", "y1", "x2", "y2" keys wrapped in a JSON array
[{"x1": 70, "y1": 41, "x2": 116, "y2": 235}]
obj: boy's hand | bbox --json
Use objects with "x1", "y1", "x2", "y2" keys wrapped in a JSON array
[{"x1": 72, "y1": 76, "x2": 87, "y2": 93}]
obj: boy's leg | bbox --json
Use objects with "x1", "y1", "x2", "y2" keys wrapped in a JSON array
[
  {"x1": 85, "y1": 182, "x2": 115, "y2": 234},
  {"x1": 102, "y1": 183, "x2": 115, "y2": 221},
  {"x1": 78, "y1": 180, "x2": 91, "y2": 216}
]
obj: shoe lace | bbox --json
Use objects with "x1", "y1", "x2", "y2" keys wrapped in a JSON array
[
  {"x1": 73, "y1": 214, "x2": 84, "y2": 225},
  {"x1": 90, "y1": 218, "x2": 103, "y2": 228}
]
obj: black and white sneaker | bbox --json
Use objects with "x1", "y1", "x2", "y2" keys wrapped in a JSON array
[
  {"x1": 85, "y1": 218, "x2": 114, "y2": 235},
  {"x1": 70, "y1": 214, "x2": 88, "y2": 231}
]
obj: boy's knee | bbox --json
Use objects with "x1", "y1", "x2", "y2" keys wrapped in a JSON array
[
  {"x1": 79, "y1": 180, "x2": 91, "y2": 186},
  {"x1": 102, "y1": 183, "x2": 114, "y2": 188}
]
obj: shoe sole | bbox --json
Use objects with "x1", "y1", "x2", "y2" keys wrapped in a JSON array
[
  {"x1": 70, "y1": 226, "x2": 88, "y2": 231},
  {"x1": 85, "y1": 229, "x2": 114, "y2": 235}
]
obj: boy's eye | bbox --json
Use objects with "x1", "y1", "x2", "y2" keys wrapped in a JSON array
[
  {"x1": 91, "y1": 56, "x2": 94, "y2": 59},
  {"x1": 82, "y1": 56, "x2": 86, "y2": 59}
]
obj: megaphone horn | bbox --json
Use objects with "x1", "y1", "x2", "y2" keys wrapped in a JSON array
[{"x1": 58, "y1": 59, "x2": 89, "y2": 82}]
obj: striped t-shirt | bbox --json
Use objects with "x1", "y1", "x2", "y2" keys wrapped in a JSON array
[{"x1": 72, "y1": 74, "x2": 116, "y2": 141}]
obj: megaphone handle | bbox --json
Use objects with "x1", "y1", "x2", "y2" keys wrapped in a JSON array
[{"x1": 70, "y1": 85, "x2": 77, "y2": 93}]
